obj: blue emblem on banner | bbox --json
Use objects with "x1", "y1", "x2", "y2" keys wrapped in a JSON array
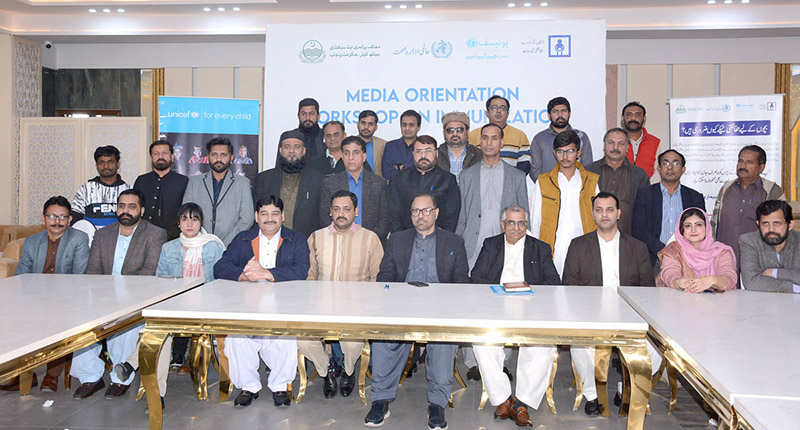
[
  {"x1": 431, "y1": 39, "x2": 453, "y2": 58},
  {"x1": 548, "y1": 35, "x2": 571, "y2": 58}
]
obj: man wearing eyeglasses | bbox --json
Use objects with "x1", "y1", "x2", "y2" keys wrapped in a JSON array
[
  {"x1": 587, "y1": 128, "x2": 649, "y2": 236},
  {"x1": 436, "y1": 112, "x2": 481, "y2": 179},
  {"x1": 3, "y1": 196, "x2": 90, "y2": 393},
  {"x1": 468, "y1": 95, "x2": 531, "y2": 173},
  {"x1": 365, "y1": 193, "x2": 469, "y2": 429},
  {"x1": 632, "y1": 149, "x2": 705, "y2": 269},
  {"x1": 387, "y1": 135, "x2": 461, "y2": 233},
  {"x1": 530, "y1": 96, "x2": 594, "y2": 181}
]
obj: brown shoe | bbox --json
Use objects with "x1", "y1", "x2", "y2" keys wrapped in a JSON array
[
  {"x1": 511, "y1": 405, "x2": 533, "y2": 427},
  {"x1": 40, "y1": 375, "x2": 58, "y2": 392},
  {"x1": 177, "y1": 364, "x2": 191, "y2": 375},
  {"x1": 0, "y1": 373, "x2": 38, "y2": 391},
  {"x1": 104, "y1": 382, "x2": 130, "y2": 400},
  {"x1": 494, "y1": 398, "x2": 514, "y2": 420},
  {"x1": 73, "y1": 379, "x2": 105, "y2": 399}
]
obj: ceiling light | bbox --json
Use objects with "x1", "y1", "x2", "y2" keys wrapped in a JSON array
[
  {"x1": 102, "y1": 8, "x2": 110, "y2": 12},
  {"x1": 117, "y1": 8, "x2": 124, "y2": 12},
  {"x1": 707, "y1": 0, "x2": 715, "y2": 3},
  {"x1": 218, "y1": 7, "x2": 226, "y2": 11},
  {"x1": 741, "y1": 0, "x2": 749, "y2": 2},
  {"x1": 415, "y1": 4, "x2": 422, "y2": 8},
  {"x1": 88, "y1": 8, "x2": 96, "y2": 12},
  {"x1": 724, "y1": 0, "x2": 732, "y2": 3},
  {"x1": 523, "y1": 2, "x2": 532, "y2": 6},
  {"x1": 203, "y1": 7, "x2": 211, "y2": 11},
  {"x1": 232, "y1": 7, "x2": 240, "y2": 11},
  {"x1": 384, "y1": 4, "x2": 391, "y2": 8},
  {"x1": 540, "y1": 2, "x2": 548, "y2": 6},
  {"x1": 508, "y1": 2, "x2": 516, "y2": 6},
  {"x1": 399, "y1": 4, "x2": 407, "y2": 9}
]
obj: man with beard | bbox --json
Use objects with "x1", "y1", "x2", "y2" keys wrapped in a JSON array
[
  {"x1": 182, "y1": 137, "x2": 253, "y2": 246},
  {"x1": 530, "y1": 96, "x2": 594, "y2": 181},
  {"x1": 134, "y1": 140, "x2": 188, "y2": 240},
  {"x1": 740, "y1": 200, "x2": 800, "y2": 292},
  {"x1": 308, "y1": 121, "x2": 348, "y2": 175},
  {"x1": 387, "y1": 135, "x2": 460, "y2": 233},
  {"x1": 382, "y1": 109, "x2": 422, "y2": 182},
  {"x1": 301, "y1": 190, "x2": 384, "y2": 399},
  {"x1": 277, "y1": 98, "x2": 325, "y2": 161},
  {"x1": 214, "y1": 195, "x2": 309, "y2": 408},
  {"x1": 71, "y1": 145, "x2": 131, "y2": 229},
  {"x1": 587, "y1": 128, "x2": 649, "y2": 235},
  {"x1": 621, "y1": 101, "x2": 661, "y2": 178},
  {"x1": 70, "y1": 189, "x2": 167, "y2": 400},
  {"x1": 468, "y1": 96, "x2": 530, "y2": 173},
  {"x1": 356, "y1": 110, "x2": 387, "y2": 178},
  {"x1": 252, "y1": 130, "x2": 323, "y2": 239},
  {"x1": 436, "y1": 111, "x2": 481, "y2": 180},
  {"x1": 711, "y1": 145, "x2": 785, "y2": 263}
]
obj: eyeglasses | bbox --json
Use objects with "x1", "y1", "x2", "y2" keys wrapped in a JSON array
[
  {"x1": 444, "y1": 127, "x2": 465, "y2": 134},
  {"x1": 410, "y1": 207, "x2": 434, "y2": 216},
  {"x1": 503, "y1": 220, "x2": 528, "y2": 228},
  {"x1": 489, "y1": 105, "x2": 509, "y2": 112},
  {"x1": 556, "y1": 149, "x2": 577, "y2": 156},
  {"x1": 413, "y1": 148, "x2": 435, "y2": 155},
  {"x1": 660, "y1": 160, "x2": 683, "y2": 167},
  {"x1": 44, "y1": 214, "x2": 69, "y2": 221}
]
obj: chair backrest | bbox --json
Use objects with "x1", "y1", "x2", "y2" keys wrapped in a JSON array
[{"x1": 72, "y1": 219, "x2": 97, "y2": 248}]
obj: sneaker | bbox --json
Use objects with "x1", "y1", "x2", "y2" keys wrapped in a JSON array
[
  {"x1": 364, "y1": 400, "x2": 390, "y2": 427},
  {"x1": 427, "y1": 403, "x2": 447, "y2": 430}
]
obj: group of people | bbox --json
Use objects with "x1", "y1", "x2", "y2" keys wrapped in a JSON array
[{"x1": 3, "y1": 95, "x2": 797, "y2": 430}]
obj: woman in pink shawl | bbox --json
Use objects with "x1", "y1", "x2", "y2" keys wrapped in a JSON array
[{"x1": 657, "y1": 207, "x2": 737, "y2": 292}]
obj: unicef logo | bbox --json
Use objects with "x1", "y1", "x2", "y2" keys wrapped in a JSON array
[
  {"x1": 722, "y1": 104, "x2": 731, "y2": 112},
  {"x1": 300, "y1": 40, "x2": 325, "y2": 64},
  {"x1": 190, "y1": 111, "x2": 200, "y2": 119},
  {"x1": 675, "y1": 105, "x2": 686, "y2": 114},
  {"x1": 466, "y1": 38, "x2": 478, "y2": 49},
  {"x1": 431, "y1": 39, "x2": 453, "y2": 58}
]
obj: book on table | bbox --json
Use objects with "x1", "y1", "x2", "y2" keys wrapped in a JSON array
[{"x1": 502, "y1": 281, "x2": 531, "y2": 293}]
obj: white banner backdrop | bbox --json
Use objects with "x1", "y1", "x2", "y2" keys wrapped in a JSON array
[
  {"x1": 263, "y1": 20, "x2": 607, "y2": 169},
  {"x1": 669, "y1": 95, "x2": 784, "y2": 212}
]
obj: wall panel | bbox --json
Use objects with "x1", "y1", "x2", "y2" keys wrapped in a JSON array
[
  {"x1": 164, "y1": 67, "x2": 192, "y2": 96},
  {"x1": 197, "y1": 67, "x2": 234, "y2": 98},
  {"x1": 720, "y1": 63, "x2": 775, "y2": 95}
]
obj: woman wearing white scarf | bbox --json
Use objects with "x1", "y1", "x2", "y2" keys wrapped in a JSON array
[{"x1": 157, "y1": 203, "x2": 225, "y2": 283}]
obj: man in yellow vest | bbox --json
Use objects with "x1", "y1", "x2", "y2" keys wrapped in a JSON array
[{"x1": 529, "y1": 129, "x2": 599, "y2": 276}]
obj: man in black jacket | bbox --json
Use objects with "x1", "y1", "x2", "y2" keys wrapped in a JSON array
[{"x1": 471, "y1": 205, "x2": 560, "y2": 427}]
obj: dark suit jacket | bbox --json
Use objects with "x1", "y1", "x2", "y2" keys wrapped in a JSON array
[
  {"x1": 251, "y1": 167, "x2": 324, "y2": 239},
  {"x1": 318, "y1": 170, "x2": 389, "y2": 242},
  {"x1": 562, "y1": 230, "x2": 654, "y2": 287},
  {"x1": 471, "y1": 234, "x2": 560, "y2": 285},
  {"x1": 376, "y1": 228, "x2": 470, "y2": 284},
  {"x1": 632, "y1": 183, "x2": 706, "y2": 266},
  {"x1": 86, "y1": 220, "x2": 167, "y2": 275},
  {"x1": 213, "y1": 226, "x2": 310, "y2": 282}
]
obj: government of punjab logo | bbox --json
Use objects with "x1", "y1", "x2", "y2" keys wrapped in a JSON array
[{"x1": 300, "y1": 40, "x2": 325, "y2": 63}]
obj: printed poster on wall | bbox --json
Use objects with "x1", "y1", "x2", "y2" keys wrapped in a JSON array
[
  {"x1": 158, "y1": 96, "x2": 260, "y2": 181},
  {"x1": 669, "y1": 95, "x2": 784, "y2": 211},
  {"x1": 263, "y1": 20, "x2": 607, "y2": 169}
]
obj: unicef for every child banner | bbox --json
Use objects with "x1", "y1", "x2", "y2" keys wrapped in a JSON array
[
  {"x1": 669, "y1": 95, "x2": 784, "y2": 210},
  {"x1": 263, "y1": 20, "x2": 607, "y2": 169},
  {"x1": 158, "y1": 96, "x2": 260, "y2": 181}
]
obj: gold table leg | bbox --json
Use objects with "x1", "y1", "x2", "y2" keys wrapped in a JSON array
[
  {"x1": 398, "y1": 343, "x2": 415, "y2": 386},
  {"x1": 214, "y1": 335, "x2": 233, "y2": 402},
  {"x1": 140, "y1": 326, "x2": 169, "y2": 430},
  {"x1": 478, "y1": 377, "x2": 489, "y2": 410},
  {"x1": 295, "y1": 349, "x2": 308, "y2": 403},
  {"x1": 618, "y1": 345, "x2": 652, "y2": 430},
  {"x1": 19, "y1": 371, "x2": 33, "y2": 396},
  {"x1": 453, "y1": 353, "x2": 466, "y2": 389},
  {"x1": 595, "y1": 346, "x2": 612, "y2": 418},
  {"x1": 358, "y1": 340, "x2": 370, "y2": 405},
  {"x1": 571, "y1": 360, "x2": 583, "y2": 411},
  {"x1": 667, "y1": 361, "x2": 678, "y2": 413},
  {"x1": 545, "y1": 349, "x2": 559, "y2": 414},
  {"x1": 192, "y1": 334, "x2": 212, "y2": 401}
]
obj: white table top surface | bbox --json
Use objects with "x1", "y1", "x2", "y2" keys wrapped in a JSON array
[
  {"x1": 619, "y1": 287, "x2": 800, "y2": 403},
  {"x1": 735, "y1": 396, "x2": 800, "y2": 430},
  {"x1": 0, "y1": 274, "x2": 203, "y2": 365},
  {"x1": 144, "y1": 280, "x2": 648, "y2": 332}
]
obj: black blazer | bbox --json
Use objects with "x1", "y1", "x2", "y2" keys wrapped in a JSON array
[
  {"x1": 471, "y1": 234, "x2": 560, "y2": 285},
  {"x1": 319, "y1": 170, "x2": 389, "y2": 242},
  {"x1": 376, "y1": 228, "x2": 470, "y2": 284},
  {"x1": 562, "y1": 230, "x2": 655, "y2": 287},
  {"x1": 632, "y1": 183, "x2": 706, "y2": 266},
  {"x1": 251, "y1": 167, "x2": 324, "y2": 239}
]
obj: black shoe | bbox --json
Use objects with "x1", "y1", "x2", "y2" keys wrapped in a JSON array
[
  {"x1": 584, "y1": 398, "x2": 603, "y2": 416},
  {"x1": 466, "y1": 366, "x2": 481, "y2": 381},
  {"x1": 144, "y1": 396, "x2": 165, "y2": 414},
  {"x1": 614, "y1": 391, "x2": 622, "y2": 407},
  {"x1": 234, "y1": 390, "x2": 258, "y2": 407},
  {"x1": 72, "y1": 379, "x2": 105, "y2": 400},
  {"x1": 405, "y1": 362, "x2": 417, "y2": 379},
  {"x1": 340, "y1": 371, "x2": 356, "y2": 397},
  {"x1": 114, "y1": 362, "x2": 135, "y2": 382},
  {"x1": 323, "y1": 371, "x2": 338, "y2": 398},
  {"x1": 273, "y1": 390, "x2": 290, "y2": 407},
  {"x1": 365, "y1": 400, "x2": 390, "y2": 427},
  {"x1": 503, "y1": 367, "x2": 514, "y2": 382},
  {"x1": 427, "y1": 403, "x2": 448, "y2": 430},
  {"x1": 331, "y1": 361, "x2": 343, "y2": 378}
]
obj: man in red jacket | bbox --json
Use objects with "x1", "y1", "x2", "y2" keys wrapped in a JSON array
[{"x1": 622, "y1": 101, "x2": 661, "y2": 178}]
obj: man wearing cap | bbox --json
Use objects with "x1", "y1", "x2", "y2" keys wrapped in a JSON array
[{"x1": 436, "y1": 112, "x2": 481, "y2": 180}]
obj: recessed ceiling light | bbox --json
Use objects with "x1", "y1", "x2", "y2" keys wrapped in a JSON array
[
  {"x1": 707, "y1": 0, "x2": 715, "y2": 3},
  {"x1": 203, "y1": 7, "x2": 211, "y2": 11},
  {"x1": 523, "y1": 2, "x2": 532, "y2": 6},
  {"x1": 88, "y1": 8, "x2": 96, "y2": 13},
  {"x1": 102, "y1": 8, "x2": 110, "y2": 12},
  {"x1": 724, "y1": 0, "x2": 732, "y2": 3},
  {"x1": 232, "y1": 7, "x2": 240, "y2": 11},
  {"x1": 508, "y1": 2, "x2": 516, "y2": 6},
  {"x1": 384, "y1": 4, "x2": 392, "y2": 8},
  {"x1": 741, "y1": 0, "x2": 749, "y2": 2},
  {"x1": 540, "y1": 2, "x2": 548, "y2": 6},
  {"x1": 218, "y1": 7, "x2": 226, "y2": 11},
  {"x1": 415, "y1": 4, "x2": 422, "y2": 8},
  {"x1": 117, "y1": 8, "x2": 124, "y2": 12},
  {"x1": 399, "y1": 4, "x2": 407, "y2": 9}
]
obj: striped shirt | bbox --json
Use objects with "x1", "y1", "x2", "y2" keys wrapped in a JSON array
[{"x1": 307, "y1": 223, "x2": 384, "y2": 281}]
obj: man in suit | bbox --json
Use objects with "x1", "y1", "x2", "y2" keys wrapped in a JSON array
[
  {"x1": 471, "y1": 205, "x2": 560, "y2": 427},
  {"x1": 307, "y1": 121, "x2": 347, "y2": 176},
  {"x1": 252, "y1": 130, "x2": 324, "y2": 239},
  {"x1": 214, "y1": 195, "x2": 309, "y2": 408},
  {"x1": 356, "y1": 109, "x2": 387, "y2": 178},
  {"x1": 70, "y1": 189, "x2": 167, "y2": 400},
  {"x1": 4, "y1": 196, "x2": 90, "y2": 393},
  {"x1": 382, "y1": 109, "x2": 421, "y2": 182},
  {"x1": 632, "y1": 149, "x2": 705, "y2": 269},
  {"x1": 319, "y1": 136, "x2": 389, "y2": 242},
  {"x1": 365, "y1": 193, "x2": 469, "y2": 430},
  {"x1": 182, "y1": 137, "x2": 253, "y2": 246},
  {"x1": 562, "y1": 192, "x2": 655, "y2": 416},
  {"x1": 740, "y1": 200, "x2": 800, "y2": 292}
]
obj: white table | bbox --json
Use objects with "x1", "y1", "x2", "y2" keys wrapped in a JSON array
[
  {"x1": 140, "y1": 280, "x2": 653, "y2": 430},
  {"x1": 733, "y1": 396, "x2": 800, "y2": 430},
  {"x1": 0, "y1": 274, "x2": 204, "y2": 394},
  {"x1": 618, "y1": 287, "x2": 800, "y2": 427}
]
